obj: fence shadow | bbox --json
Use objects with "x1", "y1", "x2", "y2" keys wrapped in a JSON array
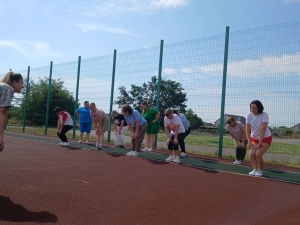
[{"x1": 0, "y1": 195, "x2": 58, "y2": 223}]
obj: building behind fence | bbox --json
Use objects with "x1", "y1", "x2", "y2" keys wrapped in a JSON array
[{"x1": 2, "y1": 20, "x2": 300, "y2": 165}]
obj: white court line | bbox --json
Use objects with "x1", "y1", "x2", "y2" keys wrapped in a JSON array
[{"x1": 5, "y1": 133, "x2": 300, "y2": 185}]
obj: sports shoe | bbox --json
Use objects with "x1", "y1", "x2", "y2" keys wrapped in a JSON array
[
  {"x1": 78, "y1": 140, "x2": 82, "y2": 143},
  {"x1": 127, "y1": 151, "x2": 134, "y2": 156},
  {"x1": 86, "y1": 141, "x2": 89, "y2": 144},
  {"x1": 249, "y1": 169, "x2": 258, "y2": 176},
  {"x1": 233, "y1": 160, "x2": 239, "y2": 164},
  {"x1": 173, "y1": 156, "x2": 180, "y2": 163},
  {"x1": 58, "y1": 142, "x2": 63, "y2": 145},
  {"x1": 62, "y1": 142, "x2": 69, "y2": 147},
  {"x1": 255, "y1": 169, "x2": 263, "y2": 177},
  {"x1": 119, "y1": 145, "x2": 124, "y2": 148},
  {"x1": 180, "y1": 152, "x2": 187, "y2": 157},
  {"x1": 131, "y1": 151, "x2": 139, "y2": 157},
  {"x1": 166, "y1": 155, "x2": 175, "y2": 162},
  {"x1": 142, "y1": 147, "x2": 148, "y2": 152},
  {"x1": 148, "y1": 148, "x2": 153, "y2": 152},
  {"x1": 236, "y1": 160, "x2": 243, "y2": 165}
]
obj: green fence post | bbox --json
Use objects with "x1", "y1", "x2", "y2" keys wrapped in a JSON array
[
  {"x1": 218, "y1": 26, "x2": 230, "y2": 157},
  {"x1": 107, "y1": 50, "x2": 117, "y2": 143},
  {"x1": 45, "y1": 61, "x2": 53, "y2": 135},
  {"x1": 73, "y1": 56, "x2": 81, "y2": 138},
  {"x1": 154, "y1": 40, "x2": 164, "y2": 149},
  {"x1": 22, "y1": 66, "x2": 30, "y2": 132}
]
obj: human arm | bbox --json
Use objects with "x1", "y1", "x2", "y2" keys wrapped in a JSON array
[
  {"x1": 135, "y1": 120, "x2": 140, "y2": 138},
  {"x1": 245, "y1": 123, "x2": 252, "y2": 149},
  {"x1": 114, "y1": 122, "x2": 118, "y2": 135},
  {"x1": 127, "y1": 122, "x2": 135, "y2": 140},
  {"x1": 165, "y1": 126, "x2": 171, "y2": 145},
  {"x1": 118, "y1": 120, "x2": 124, "y2": 134},
  {"x1": 259, "y1": 122, "x2": 268, "y2": 147},
  {"x1": 76, "y1": 111, "x2": 80, "y2": 118},
  {"x1": 0, "y1": 107, "x2": 9, "y2": 151},
  {"x1": 174, "y1": 124, "x2": 179, "y2": 145},
  {"x1": 152, "y1": 112, "x2": 160, "y2": 123},
  {"x1": 241, "y1": 127, "x2": 246, "y2": 147}
]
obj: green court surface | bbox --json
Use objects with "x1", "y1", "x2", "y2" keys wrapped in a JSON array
[{"x1": 5, "y1": 131, "x2": 300, "y2": 184}]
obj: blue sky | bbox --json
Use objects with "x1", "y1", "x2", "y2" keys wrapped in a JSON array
[
  {"x1": 1, "y1": 0, "x2": 300, "y2": 70},
  {"x1": 1, "y1": 0, "x2": 300, "y2": 127}
]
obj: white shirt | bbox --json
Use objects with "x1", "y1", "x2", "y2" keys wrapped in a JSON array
[
  {"x1": 164, "y1": 114, "x2": 186, "y2": 134},
  {"x1": 58, "y1": 111, "x2": 73, "y2": 126},
  {"x1": 246, "y1": 112, "x2": 271, "y2": 140}
]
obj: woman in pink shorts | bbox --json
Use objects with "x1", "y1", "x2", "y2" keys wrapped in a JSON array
[{"x1": 246, "y1": 100, "x2": 272, "y2": 177}]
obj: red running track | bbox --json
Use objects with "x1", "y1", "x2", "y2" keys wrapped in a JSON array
[{"x1": 1, "y1": 135, "x2": 300, "y2": 225}]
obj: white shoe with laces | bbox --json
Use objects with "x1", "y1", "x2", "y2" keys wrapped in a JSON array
[
  {"x1": 86, "y1": 141, "x2": 89, "y2": 144},
  {"x1": 142, "y1": 147, "x2": 148, "y2": 152},
  {"x1": 131, "y1": 151, "x2": 139, "y2": 157},
  {"x1": 173, "y1": 156, "x2": 180, "y2": 163},
  {"x1": 166, "y1": 155, "x2": 175, "y2": 162},
  {"x1": 78, "y1": 140, "x2": 82, "y2": 143},
  {"x1": 249, "y1": 169, "x2": 258, "y2": 176},
  {"x1": 180, "y1": 152, "x2": 187, "y2": 157},
  {"x1": 62, "y1": 142, "x2": 69, "y2": 147},
  {"x1": 255, "y1": 169, "x2": 263, "y2": 177},
  {"x1": 236, "y1": 160, "x2": 243, "y2": 165},
  {"x1": 148, "y1": 148, "x2": 153, "y2": 152},
  {"x1": 127, "y1": 151, "x2": 134, "y2": 156},
  {"x1": 233, "y1": 160, "x2": 239, "y2": 164},
  {"x1": 58, "y1": 142, "x2": 63, "y2": 145}
]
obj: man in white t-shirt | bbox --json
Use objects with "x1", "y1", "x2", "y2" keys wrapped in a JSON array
[{"x1": 164, "y1": 108, "x2": 186, "y2": 163}]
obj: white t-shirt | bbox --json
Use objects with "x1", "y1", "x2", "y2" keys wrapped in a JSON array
[
  {"x1": 246, "y1": 112, "x2": 271, "y2": 140},
  {"x1": 164, "y1": 114, "x2": 185, "y2": 134},
  {"x1": 58, "y1": 111, "x2": 73, "y2": 126}
]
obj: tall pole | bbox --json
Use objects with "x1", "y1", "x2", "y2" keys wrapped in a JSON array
[
  {"x1": 45, "y1": 61, "x2": 53, "y2": 135},
  {"x1": 22, "y1": 66, "x2": 30, "y2": 132},
  {"x1": 73, "y1": 56, "x2": 81, "y2": 138},
  {"x1": 107, "y1": 50, "x2": 117, "y2": 143},
  {"x1": 154, "y1": 40, "x2": 164, "y2": 149},
  {"x1": 218, "y1": 26, "x2": 230, "y2": 157}
]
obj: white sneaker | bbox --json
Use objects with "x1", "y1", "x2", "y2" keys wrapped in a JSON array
[
  {"x1": 166, "y1": 155, "x2": 175, "y2": 162},
  {"x1": 86, "y1": 141, "x2": 89, "y2": 144},
  {"x1": 173, "y1": 156, "x2": 180, "y2": 163},
  {"x1": 78, "y1": 140, "x2": 82, "y2": 143},
  {"x1": 255, "y1": 169, "x2": 263, "y2": 177},
  {"x1": 249, "y1": 169, "x2": 258, "y2": 176},
  {"x1": 148, "y1": 148, "x2": 153, "y2": 152},
  {"x1": 142, "y1": 147, "x2": 148, "y2": 152},
  {"x1": 62, "y1": 142, "x2": 69, "y2": 147},
  {"x1": 180, "y1": 152, "x2": 187, "y2": 157},
  {"x1": 233, "y1": 160, "x2": 239, "y2": 164},
  {"x1": 131, "y1": 151, "x2": 139, "y2": 157},
  {"x1": 58, "y1": 142, "x2": 63, "y2": 145},
  {"x1": 127, "y1": 151, "x2": 134, "y2": 156},
  {"x1": 236, "y1": 160, "x2": 243, "y2": 165}
]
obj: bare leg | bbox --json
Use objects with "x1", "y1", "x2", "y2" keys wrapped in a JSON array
[
  {"x1": 249, "y1": 142, "x2": 258, "y2": 169},
  {"x1": 256, "y1": 143, "x2": 270, "y2": 170},
  {"x1": 86, "y1": 133, "x2": 90, "y2": 141},
  {"x1": 146, "y1": 135, "x2": 150, "y2": 149},
  {"x1": 150, "y1": 134, "x2": 156, "y2": 149},
  {"x1": 79, "y1": 132, "x2": 83, "y2": 141},
  {"x1": 100, "y1": 131, "x2": 105, "y2": 145},
  {"x1": 174, "y1": 150, "x2": 180, "y2": 156},
  {"x1": 96, "y1": 133, "x2": 100, "y2": 145}
]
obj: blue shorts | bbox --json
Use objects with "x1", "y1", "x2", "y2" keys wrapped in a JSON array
[{"x1": 79, "y1": 122, "x2": 92, "y2": 133}]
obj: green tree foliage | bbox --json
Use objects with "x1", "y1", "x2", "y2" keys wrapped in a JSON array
[
  {"x1": 281, "y1": 128, "x2": 294, "y2": 136},
  {"x1": 184, "y1": 109, "x2": 204, "y2": 129},
  {"x1": 114, "y1": 76, "x2": 187, "y2": 127},
  {"x1": 18, "y1": 77, "x2": 77, "y2": 127}
]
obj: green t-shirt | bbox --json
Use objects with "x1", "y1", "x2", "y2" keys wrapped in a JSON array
[{"x1": 142, "y1": 108, "x2": 159, "y2": 126}]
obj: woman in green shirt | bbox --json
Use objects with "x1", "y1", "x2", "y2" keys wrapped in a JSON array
[{"x1": 140, "y1": 101, "x2": 160, "y2": 151}]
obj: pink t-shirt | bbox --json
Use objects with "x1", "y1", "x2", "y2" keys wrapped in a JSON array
[
  {"x1": 90, "y1": 108, "x2": 106, "y2": 121},
  {"x1": 226, "y1": 121, "x2": 245, "y2": 141}
]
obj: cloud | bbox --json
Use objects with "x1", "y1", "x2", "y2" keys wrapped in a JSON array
[
  {"x1": 67, "y1": 0, "x2": 190, "y2": 17},
  {"x1": 162, "y1": 68, "x2": 176, "y2": 74},
  {"x1": 0, "y1": 40, "x2": 62, "y2": 59},
  {"x1": 74, "y1": 23, "x2": 140, "y2": 36},
  {"x1": 196, "y1": 53, "x2": 300, "y2": 77}
]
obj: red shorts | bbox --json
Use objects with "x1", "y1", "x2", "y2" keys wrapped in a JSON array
[{"x1": 251, "y1": 135, "x2": 272, "y2": 146}]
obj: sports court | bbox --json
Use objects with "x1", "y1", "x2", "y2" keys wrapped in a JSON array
[{"x1": 1, "y1": 131, "x2": 300, "y2": 225}]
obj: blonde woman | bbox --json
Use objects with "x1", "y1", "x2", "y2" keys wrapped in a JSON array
[
  {"x1": 111, "y1": 110, "x2": 128, "y2": 148},
  {"x1": 90, "y1": 103, "x2": 110, "y2": 150},
  {"x1": 0, "y1": 71, "x2": 24, "y2": 151}
]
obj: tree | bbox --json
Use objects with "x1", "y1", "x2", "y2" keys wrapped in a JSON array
[
  {"x1": 184, "y1": 109, "x2": 204, "y2": 129},
  {"x1": 281, "y1": 128, "x2": 293, "y2": 136},
  {"x1": 18, "y1": 77, "x2": 78, "y2": 127},
  {"x1": 114, "y1": 76, "x2": 187, "y2": 127}
]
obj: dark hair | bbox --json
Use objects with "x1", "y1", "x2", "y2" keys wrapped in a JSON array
[
  {"x1": 54, "y1": 107, "x2": 64, "y2": 113},
  {"x1": 90, "y1": 102, "x2": 96, "y2": 107},
  {"x1": 141, "y1": 101, "x2": 149, "y2": 115},
  {"x1": 226, "y1": 117, "x2": 236, "y2": 124},
  {"x1": 250, "y1": 100, "x2": 264, "y2": 113},
  {"x1": 172, "y1": 109, "x2": 179, "y2": 114},
  {"x1": 84, "y1": 101, "x2": 89, "y2": 105},
  {"x1": 121, "y1": 104, "x2": 133, "y2": 114}
]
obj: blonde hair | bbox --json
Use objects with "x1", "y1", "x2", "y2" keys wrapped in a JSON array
[
  {"x1": 1, "y1": 71, "x2": 23, "y2": 85},
  {"x1": 165, "y1": 108, "x2": 173, "y2": 116},
  {"x1": 111, "y1": 110, "x2": 120, "y2": 117},
  {"x1": 141, "y1": 101, "x2": 149, "y2": 115}
]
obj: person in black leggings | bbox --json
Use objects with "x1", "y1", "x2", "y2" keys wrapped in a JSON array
[{"x1": 54, "y1": 107, "x2": 73, "y2": 147}]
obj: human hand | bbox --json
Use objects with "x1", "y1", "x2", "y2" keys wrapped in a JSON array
[
  {"x1": 135, "y1": 132, "x2": 138, "y2": 138},
  {"x1": 151, "y1": 120, "x2": 156, "y2": 123},
  {"x1": 131, "y1": 133, "x2": 136, "y2": 140},
  {"x1": 240, "y1": 142, "x2": 245, "y2": 148},
  {"x1": 118, "y1": 130, "x2": 121, "y2": 135},
  {"x1": 174, "y1": 138, "x2": 178, "y2": 145},
  {"x1": 167, "y1": 138, "x2": 171, "y2": 145}
]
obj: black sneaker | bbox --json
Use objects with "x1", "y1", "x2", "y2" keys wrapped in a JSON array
[{"x1": 119, "y1": 145, "x2": 124, "y2": 148}]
